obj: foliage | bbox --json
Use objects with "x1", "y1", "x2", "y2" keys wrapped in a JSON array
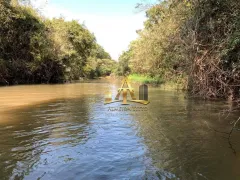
[
  {"x1": 0, "y1": 0, "x2": 115, "y2": 85},
  {"x1": 93, "y1": 44, "x2": 111, "y2": 60},
  {"x1": 128, "y1": 74, "x2": 163, "y2": 85},
  {"x1": 116, "y1": 49, "x2": 132, "y2": 76},
  {"x1": 83, "y1": 57, "x2": 117, "y2": 78},
  {"x1": 96, "y1": 58, "x2": 117, "y2": 76},
  {"x1": 120, "y1": 0, "x2": 240, "y2": 99},
  {"x1": 184, "y1": 0, "x2": 240, "y2": 99},
  {"x1": 0, "y1": 1, "x2": 61, "y2": 84}
]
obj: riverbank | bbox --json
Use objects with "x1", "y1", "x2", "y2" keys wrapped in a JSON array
[
  {"x1": 128, "y1": 74, "x2": 163, "y2": 85},
  {"x1": 0, "y1": 2, "x2": 116, "y2": 86},
  {"x1": 0, "y1": 76, "x2": 183, "y2": 123},
  {"x1": 116, "y1": 0, "x2": 240, "y2": 100},
  {"x1": 127, "y1": 74, "x2": 186, "y2": 90}
]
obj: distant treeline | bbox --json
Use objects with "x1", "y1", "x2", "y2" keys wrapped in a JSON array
[
  {"x1": 0, "y1": 0, "x2": 117, "y2": 85},
  {"x1": 118, "y1": 0, "x2": 240, "y2": 100}
]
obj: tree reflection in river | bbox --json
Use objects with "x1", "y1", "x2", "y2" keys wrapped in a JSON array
[
  {"x1": 0, "y1": 82, "x2": 240, "y2": 180},
  {"x1": 133, "y1": 89, "x2": 240, "y2": 179}
]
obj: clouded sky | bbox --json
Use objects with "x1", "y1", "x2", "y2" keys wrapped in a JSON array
[{"x1": 31, "y1": 0, "x2": 150, "y2": 60}]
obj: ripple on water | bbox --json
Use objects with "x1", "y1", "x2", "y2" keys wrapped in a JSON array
[{"x1": 0, "y1": 85, "x2": 240, "y2": 180}]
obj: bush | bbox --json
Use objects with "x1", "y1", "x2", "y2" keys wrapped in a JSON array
[
  {"x1": 0, "y1": 1, "x2": 113, "y2": 84},
  {"x1": 120, "y1": 0, "x2": 240, "y2": 99}
]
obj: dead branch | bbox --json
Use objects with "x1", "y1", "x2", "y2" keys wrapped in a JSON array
[{"x1": 205, "y1": 117, "x2": 240, "y2": 155}]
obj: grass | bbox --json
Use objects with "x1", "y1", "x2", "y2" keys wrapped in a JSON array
[
  {"x1": 128, "y1": 74, "x2": 164, "y2": 85},
  {"x1": 128, "y1": 73, "x2": 187, "y2": 90}
]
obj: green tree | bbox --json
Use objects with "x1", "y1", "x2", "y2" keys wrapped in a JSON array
[
  {"x1": 94, "y1": 44, "x2": 111, "y2": 59},
  {"x1": 117, "y1": 49, "x2": 132, "y2": 76},
  {"x1": 0, "y1": 0, "x2": 113, "y2": 84}
]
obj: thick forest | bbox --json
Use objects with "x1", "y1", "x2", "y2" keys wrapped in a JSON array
[
  {"x1": 1, "y1": 0, "x2": 239, "y2": 101},
  {"x1": 118, "y1": 0, "x2": 240, "y2": 100},
  {"x1": 0, "y1": 0, "x2": 116, "y2": 85}
]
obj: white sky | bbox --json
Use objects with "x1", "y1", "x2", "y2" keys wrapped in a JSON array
[{"x1": 31, "y1": 0, "x2": 147, "y2": 60}]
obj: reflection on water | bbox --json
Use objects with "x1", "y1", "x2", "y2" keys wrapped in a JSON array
[
  {"x1": 134, "y1": 91, "x2": 240, "y2": 179},
  {"x1": 0, "y1": 81, "x2": 240, "y2": 179}
]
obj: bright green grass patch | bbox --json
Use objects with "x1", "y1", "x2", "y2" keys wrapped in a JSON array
[{"x1": 128, "y1": 74, "x2": 164, "y2": 85}]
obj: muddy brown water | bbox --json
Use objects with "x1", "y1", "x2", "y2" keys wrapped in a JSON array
[{"x1": 0, "y1": 79, "x2": 240, "y2": 180}]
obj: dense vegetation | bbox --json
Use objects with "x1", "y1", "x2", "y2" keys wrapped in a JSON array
[
  {"x1": 0, "y1": 0, "x2": 116, "y2": 85},
  {"x1": 1, "y1": 0, "x2": 239, "y2": 101},
  {"x1": 118, "y1": 0, "x2": 240, "y2": 100}
]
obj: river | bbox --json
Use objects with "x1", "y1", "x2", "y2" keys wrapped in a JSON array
[{"x1": 0, "y1": 79, "x2": 240, "y2": 180}]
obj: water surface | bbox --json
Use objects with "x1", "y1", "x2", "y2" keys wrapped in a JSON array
[{"x1": 0, "y1": 80, "x2": 240, "y2": 180}]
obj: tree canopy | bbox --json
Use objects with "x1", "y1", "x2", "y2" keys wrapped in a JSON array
[
  {"x1": 0, "y1": 0, "x2": 116, "y2": 85},
  {"x1": 118, "y1": 0, "x2": 240, "y2": 100}
]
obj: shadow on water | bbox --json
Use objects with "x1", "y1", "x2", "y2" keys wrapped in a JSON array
[{"x1": 133, "y1": 89, "x2": 240, "y2": 180}]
